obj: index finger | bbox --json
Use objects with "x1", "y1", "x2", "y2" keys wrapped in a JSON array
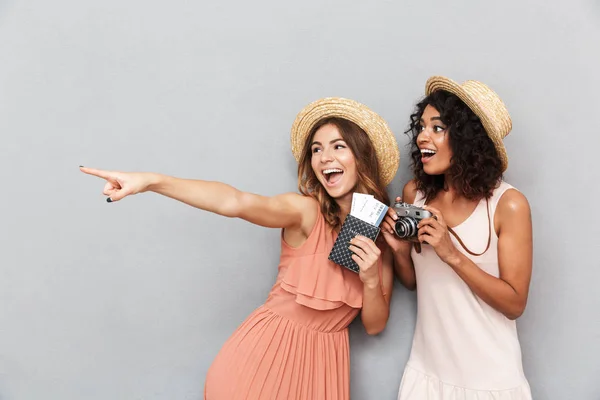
[
  {"x1": 418, "y1": 216, "x2": 441, "y2": 229},
  {"x1": 381, "y1": 216, "x2": 395, "y2": 234},
  {"x1": 422, "y1": 205, "x2": 447, "y2": 227},
  {"x1": 387, "y1": 207, "x2": 398, "y2": 220},
  {"x1": 423, "y1": 205, "x2": 442, "y2": 220},
  {"x1": 79, "y1": 166, "x2": 115, "y2": 180}
]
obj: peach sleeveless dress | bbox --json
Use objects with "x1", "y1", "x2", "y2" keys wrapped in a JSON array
[
  {"x1": 204, "y1": 210, "x2": 366, "y2": 400},
  {"x1": 397, "y1": 181, "x2": 532, "y2": 399}
]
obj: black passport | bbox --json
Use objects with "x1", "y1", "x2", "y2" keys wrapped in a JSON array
[{"x1": 328, "y1": 214, "x2": 381, "y2": 273}]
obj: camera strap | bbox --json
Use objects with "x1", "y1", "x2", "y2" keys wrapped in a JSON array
[{"x1": 446, "y1": 198, "x2": 491, "y2": 256}]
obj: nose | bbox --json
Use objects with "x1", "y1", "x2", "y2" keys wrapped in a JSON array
[
  {"x1": 417, "y1": 128, "x2": 430, "y2": 145},
  {"x1": 320, "y1": 146, "x2": 335, "y2": 163}
]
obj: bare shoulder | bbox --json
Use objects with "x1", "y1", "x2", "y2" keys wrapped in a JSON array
[
  {"x1": 402, "y1": 180, "x2": 418, "y2": 203},
  {"x1": 279, "y1": 192, "x2": 318, "y2": 212},
  {"x1": 496, "y1": 188, "x2": 532, "y2": 233},
  {"x1": 277, "y1": 192, "x2": 319, "y2": 236},
  {"x1": 497, "y1": 188, "x2": 531, "y2": 217}
]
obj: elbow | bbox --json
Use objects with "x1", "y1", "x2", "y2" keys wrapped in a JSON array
[
  {"x1": 364, "y1": 317, "x2": 389, "y2": 336},
  {"x1": 505, "y1": 309, "x2": 524, "y2": 320},
  {"x1": 365, "y1": 325, "x2": 385, "y2": 336},
  {"x1": 397, "y1": 276, "x2": 416, "y2": 291},
  {"x1": 505, "y1": 312, "x2": 521, "y2": 321},
  {"x1": 220, "y1": 190, "x2": 244, "y2": 218},
  {"x1": 505, "y1": 301, "x2": 527, "y2": 320}
]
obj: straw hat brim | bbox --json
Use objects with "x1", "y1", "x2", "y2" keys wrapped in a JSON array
[
  {"x1": 290, "y1": 97, "x2": 399, "y2": 186},
  {"x1": 425, "y1": 76, "x2": 510, "y2": 172}
]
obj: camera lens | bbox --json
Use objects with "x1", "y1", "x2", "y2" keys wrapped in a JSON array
[{"x1": 394, "y1": 218, "x2": 418, "y2": 238}]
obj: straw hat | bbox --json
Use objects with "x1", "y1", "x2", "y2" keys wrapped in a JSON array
[
  {"x1": 290, "y1": 97, "x2": 400, "y2": 186},
  {"x1": 425, "y1": 76, "x2": 512, "y2": 171}
]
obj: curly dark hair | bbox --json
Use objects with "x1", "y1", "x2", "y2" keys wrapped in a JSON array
[{"x1": 406, "y1": 90, "x2": 503, "y2": 201}]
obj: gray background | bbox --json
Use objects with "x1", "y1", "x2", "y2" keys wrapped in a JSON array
[{"x1": 0, "y1": 0, "x2": 598, "y2": 399}]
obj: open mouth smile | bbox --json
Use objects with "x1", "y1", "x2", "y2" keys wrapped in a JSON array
[
  {"x1": 420, "y1": 148, "x2": 437, "y2": 163},
  {"x1": 322, "y1": 168, "x2": 344, "y2": 186}
]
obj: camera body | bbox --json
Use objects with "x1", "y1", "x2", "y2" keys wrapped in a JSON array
[{"x1": 392, "y1": 201, "x2": 433, "y2": 240}]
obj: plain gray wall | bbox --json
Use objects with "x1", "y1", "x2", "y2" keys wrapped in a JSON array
[{"x1": 1, "y1": 0, "x2": 599, "y2": 399}]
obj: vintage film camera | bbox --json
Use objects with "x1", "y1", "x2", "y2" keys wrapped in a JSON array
[{"x1": 392, "y1": 201, "x2": 433, "y2": 240}]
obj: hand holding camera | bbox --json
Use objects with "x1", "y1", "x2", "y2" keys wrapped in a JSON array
[
  {"x1": 413, "y1": 204, "x2": 460, "y2": 264},
  {"x1": 381, "y1": 197, "x2": 419, "y2": 255},
  {"x1": 381, "y1": 197, "x2": 431, "y2": 245},
  {"x1": 391, "y1": 200, "x2": 434, "y2": 239},
  {"x1": 381, "y1": 197, "x2": 459, "y2": 264}
]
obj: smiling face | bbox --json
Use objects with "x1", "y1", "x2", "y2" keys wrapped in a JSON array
[
  {"x1": 407, "y1": 89, "x2": 505, "y2": 202},
  {"x1": 310, "y1": 123, "x2": 358, "y2": 201},
  {"x1": 416, "y1": 104, "x2": 453, "y2": 176},
  {"x1": 297, "y1": 117, "x2": 389, "y2": 229}
]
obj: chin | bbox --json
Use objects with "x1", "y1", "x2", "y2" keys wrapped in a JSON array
[
  {"x1": 423, "y1": 164, "x2": 449, "y2": 176},
  {"x1": 325, "y1": 187, "x2": 351, "y2": 199},
  {"x1": 321, "y1": 181, "x2": 354, "y2": 200}
]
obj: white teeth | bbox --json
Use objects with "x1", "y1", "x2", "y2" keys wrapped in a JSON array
[
  {"x1": 420, "y1": 149, "x2": 436, "y2": 155},
  {"x1": 323, "y1": 168, "x2": 343, "y2": 175}
]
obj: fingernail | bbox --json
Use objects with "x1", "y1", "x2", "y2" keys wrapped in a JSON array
[{"x1": 106, "y1": 197, "x2": 113, "y2": 203}]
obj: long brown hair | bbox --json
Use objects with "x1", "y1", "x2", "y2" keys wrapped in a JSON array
[{"x1": 297, "y1": 117, "x2": 390, "y2": 230}]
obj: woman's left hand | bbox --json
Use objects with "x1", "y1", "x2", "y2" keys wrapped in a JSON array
[
  {"x1": 417, "y1": 206, "x2": 460, "y2": 264},
  {"x1": 349, "y1": 236, "x2": 381, "y2": 287}
]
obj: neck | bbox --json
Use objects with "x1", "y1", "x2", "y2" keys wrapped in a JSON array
[
  {"x1": 441, "y1": 174, "x2": 462, "y2": 201},
  {"x1": 335, "y1": 194, "x2": 352, "y2": 221}
]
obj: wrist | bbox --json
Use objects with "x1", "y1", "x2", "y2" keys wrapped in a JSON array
[
  {"x1": 363, "y1": 277, "x2": 381, "y2": 290},
  {"x1": 393, "y1": 248, "x2": 411, "y2": 267},
  {"x1": 144, "y1": 173, "x2": 165, "y2": 193},
  {"x1": 445, "y1": 249, "x2": 463, "y2": 269}
]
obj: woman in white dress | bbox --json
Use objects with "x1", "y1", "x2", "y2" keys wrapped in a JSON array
[{"x1": 380, "y1": 76, "x2": 533, "y2": 399}]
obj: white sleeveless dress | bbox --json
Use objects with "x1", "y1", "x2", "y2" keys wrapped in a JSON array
[{"x1": 397, "y1": 181, "x2": 532, "y2": 399}]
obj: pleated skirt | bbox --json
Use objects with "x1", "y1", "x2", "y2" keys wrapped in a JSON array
[{"x1": 204, "y1": 305, "x2": 351, "y2": 400}]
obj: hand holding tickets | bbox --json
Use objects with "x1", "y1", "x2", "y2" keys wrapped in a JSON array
[{"x1": 328, "y1": 193, "x2": 389, "y2": 274}]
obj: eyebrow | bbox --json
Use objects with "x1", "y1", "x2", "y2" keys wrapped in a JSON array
[
  {"x1": 311, "y1": 138, "x2": 345, "y2": 146},
  {"x1": 419, "y1": 116, "x2": 444, "y2": 123}
]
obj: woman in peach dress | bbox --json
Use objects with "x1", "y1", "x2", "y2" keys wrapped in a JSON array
[{"x1": 80, "y1": 97, "x2": 400, "y2": 400}]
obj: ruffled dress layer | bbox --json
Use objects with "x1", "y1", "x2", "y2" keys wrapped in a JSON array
[{"x1": 205, "y1": 211, "x2": 365, "y2": 400}]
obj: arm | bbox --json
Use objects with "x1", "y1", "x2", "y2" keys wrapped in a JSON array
[
  {"x1": 149, "y1": 174, "x2": 312, "y2": 229},
  {"x1": 360, "y1": 246, "x2": 394, "y2": 335},
  {"x1": 420, "y1": 190, "x2": 533, "y2": 320},
  {"x1": 79, "y1": 167, "x2": 316, "y2": 232},
  {"x1": 380, "y1": 181, "x2": 418, "y2": 290}
]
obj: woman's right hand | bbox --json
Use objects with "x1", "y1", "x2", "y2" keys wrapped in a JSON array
[
  {"x1": 381, "y1": 190, "x2": 419, "y2": 290},
  {"x1": 381, "y1": 197, "x2": 412, "y2": 253},
  {"x1": 79, "y1": 166, "x2": 156, "y2": 202}
]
